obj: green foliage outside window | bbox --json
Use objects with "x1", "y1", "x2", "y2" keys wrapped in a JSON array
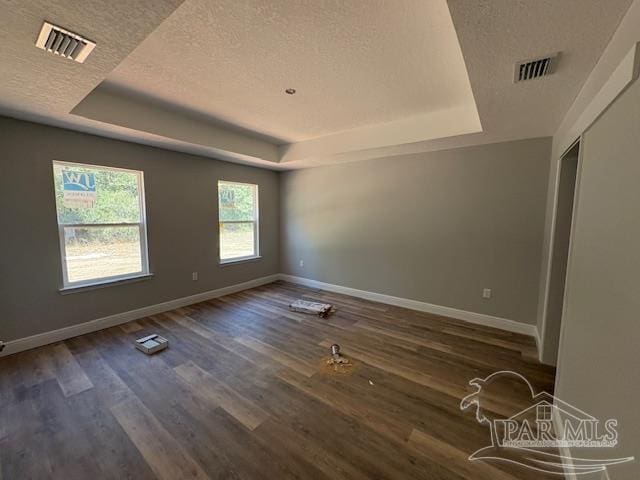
[
  {"x1": 53, "y1": 163, "x2": 142, "y2": 243},
  {"x1": 218, "y1": 182, "x2": 256, "y2": 221}
]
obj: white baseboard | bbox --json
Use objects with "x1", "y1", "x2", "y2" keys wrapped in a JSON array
[
  {"x1": 533, "y1": 327, "x2": 542, "y2": 354},
  {"x1": 278, "y1": 274, "x2": 538, "y2": 338},
  {"x1": 1, "y1": 274, "x2": 279, "y2": 357},
  {"x1": 1, "y1": 272, "x2": 540, "y2": 358}
]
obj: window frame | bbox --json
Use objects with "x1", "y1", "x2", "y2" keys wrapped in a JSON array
[
  {"x1": 217, "y1": 180, "x2": 260, "y2": 264},
  {"x1": 53, "y1": 160, "x2": 150, "y2": 290},
  {"x1": 537, "y1": 404, "x2": 553, "y2": 422}
]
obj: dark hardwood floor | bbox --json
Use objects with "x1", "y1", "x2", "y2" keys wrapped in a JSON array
[{"x1": 0, "y1": 281, "x2": 556, "y2": 479}]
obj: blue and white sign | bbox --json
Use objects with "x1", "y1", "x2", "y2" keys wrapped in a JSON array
[
  {"x1": 63, "y1": 170, "x2": 97, "y2": 208},
  {"x1": 220, "y1": 188, "x2": 235, "y2": 208}
]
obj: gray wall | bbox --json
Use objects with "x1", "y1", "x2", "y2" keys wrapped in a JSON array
[
  {"x1": 554, "y1": 77, "x2": 640, "y2": 479},
  {"x1": 0, "y1": 117, "x2": 279, "y2": 342},
  {"x1": 280, "y1": 138, "x2": 551, "y2": 325}
]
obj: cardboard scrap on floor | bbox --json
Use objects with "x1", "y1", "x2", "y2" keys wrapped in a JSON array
[
  {"x1": 135, "y1": 334, "x2": 169, "y2": 355},
  {"x1": 289, "y1": 299, "x2": 334, "y2": 317}
]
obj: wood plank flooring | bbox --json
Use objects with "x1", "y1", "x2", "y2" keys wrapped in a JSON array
[{"x1": 0, "y1": 281, "x2": 556, "y2": 479}]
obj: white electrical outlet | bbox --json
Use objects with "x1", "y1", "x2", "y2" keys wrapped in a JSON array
[
  {"x1": 482, "y1": 288, "x2": 492, "y2": 299},
  {"x1": 299, "y1": 260, "x2": 304, "y2": 267},
  {"x1": 192, "y1": 272, "x2": 198, "y2": 281}
]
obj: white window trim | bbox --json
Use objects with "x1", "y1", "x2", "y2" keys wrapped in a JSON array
[
  {"x1": 53, "y1": 160, "x2": 151, "y2": 290},
  {"x1": 218, "y1": 180, "x2": 260, "y2": 264}
]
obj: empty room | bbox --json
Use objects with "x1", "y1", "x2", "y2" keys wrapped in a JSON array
[{"x1": 1, "y1": 1, "x2": 639, "y2": 479}]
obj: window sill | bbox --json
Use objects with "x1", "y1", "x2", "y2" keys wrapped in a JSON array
[
  {"x1": 59, "y1": 273, "x2": 154, "y2": 294},
  {"x1": 219, "y1": 255, "x2": 262, "y2": 266}
]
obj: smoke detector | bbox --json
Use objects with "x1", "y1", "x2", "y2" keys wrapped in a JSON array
[
  {"x1": 514, "y1": 53, "x2": 558, "y2": 83},
  {"x1": 35, "y1": 21, "x2": 96, "y2": 63}
]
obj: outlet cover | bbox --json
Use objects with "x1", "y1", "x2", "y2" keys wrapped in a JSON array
[
  {"x1": 482, "y1": 288, "x2": 492, "y2": 299},
  {"x1": 192, "y1": 272, "x2": 198, "y2": 281}
]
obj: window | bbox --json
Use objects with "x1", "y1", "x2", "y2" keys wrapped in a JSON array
[
  {"x1": 537, "y1": 404, "x2": 553, "y2": 422},
  {"x1": 52, "y1": 161, "x2": 149, "y2": 289},
  {"x1": 218, "y1": 181, "x2": 259, "y2": 262}
]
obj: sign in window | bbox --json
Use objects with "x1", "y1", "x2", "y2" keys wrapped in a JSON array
[{"x1": 52, "y1": 161, "x2": 149, "y2": 288}]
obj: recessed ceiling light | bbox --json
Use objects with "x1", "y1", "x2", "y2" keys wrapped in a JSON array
[{"x1": 285, "y1": 88, "x2": 296, "y2": 95}]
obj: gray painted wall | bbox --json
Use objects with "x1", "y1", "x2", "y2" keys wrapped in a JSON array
[
  {"x1": 280, "y1": 138, "x2": 551, "y2": 325},
  {"x1": 0, "y1": 116, "x2": 279, "y2": 342},
  {"x1": 554, "y1": 77, "x2": 640, "y2": 479}
]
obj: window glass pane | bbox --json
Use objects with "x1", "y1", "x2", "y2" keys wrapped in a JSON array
[
  {"x1": 218, "y1": 182, "x2": 255, "y2": 222},
  {"x1": 53, "y1": 162, "x2": 141, "y2": 224},
  {"x1": 220, "y1": 222, "x2": 255, "y2": 260},
  {"x1": 63, "y1": 226, "x2": 142, "y2": 283}
]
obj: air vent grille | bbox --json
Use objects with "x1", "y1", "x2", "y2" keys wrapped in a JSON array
[
  {"x1": 514, "y1": 54, "x2": 558, "y2": 83},
  {"x1": 35, "y1": 21, "x2": 95, "y2": 63}
]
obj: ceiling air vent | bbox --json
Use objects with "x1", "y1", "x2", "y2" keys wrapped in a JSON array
[
  {"x1": 35, "y1": 21, "x2": 96, "y2": 63},
  {"x1": 514, "y1": 53, "x2": 558, "y2": 83}
]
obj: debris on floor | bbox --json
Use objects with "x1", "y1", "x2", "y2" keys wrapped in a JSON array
[
  {"x1": 289, "y1": 299, "x2": 334, "y2": 317},
  {"x1": 319, "y1": 343, "x2": 356, "y2": 375},
  {"x1": 369, "y1": 380, "x2": 375, "y2": 386},
  {"x1": 135, "y1": 334, "x2": 169, "y2": 355}
]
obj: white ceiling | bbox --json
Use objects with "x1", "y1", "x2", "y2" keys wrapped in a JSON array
[
  {"x1": 284, "y1": 0, "x2": 634, "y2": 167},
  {"x1": 0, "y1": 0, "x2": 183, "y2": 119},
  {"x1": 104, "y1": 0, "x2": 478, "y2": 144},
  {"x1": 0, "y1": 0, "x2": 633, "y2": 169},
  {"x1": 449, "y1": 0, "x2": 633, "y2": 140}
]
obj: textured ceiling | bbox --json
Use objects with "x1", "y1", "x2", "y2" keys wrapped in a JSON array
[
  {"x1": 447, "y1": 0, "x2": 634, "y2": 139},
  {"x1": 0, "y1": 0, "x2": 634, "y2": 169},
  {"x1": 104, "y1": 0, "x2": 477, "y2": 143},
  {"x1": 279, "y1": 0, "x2": 634, "y2": 166},
  {"x1": 0, "y1": 0, "x2": 184, "y2": 116}
]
